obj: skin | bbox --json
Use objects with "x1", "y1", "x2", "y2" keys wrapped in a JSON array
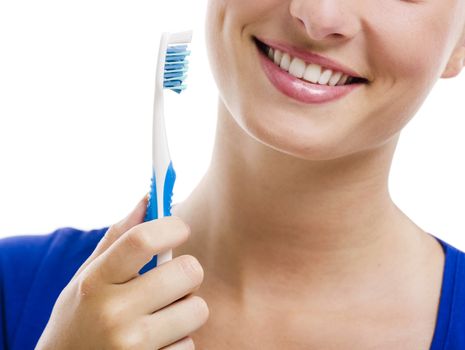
[
  {"x1": 37, "y1": 1, "x2": 465, "y2": 349},
  {"x1": 36, "y1": 196, "x2": 209, "y2": 350},
  {"x1": 170, "y1": 0, "x2": 465, "y2": 348}
]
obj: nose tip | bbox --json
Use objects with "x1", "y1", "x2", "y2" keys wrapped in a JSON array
[{"x1": 290, "y1": 0, "x2": 359, "y2": 42}]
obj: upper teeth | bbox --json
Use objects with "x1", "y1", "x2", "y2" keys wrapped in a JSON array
[{"x1": 267, "y1": 46, "x2": 351, "y2": 86}]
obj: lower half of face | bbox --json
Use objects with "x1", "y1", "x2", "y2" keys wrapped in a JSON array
[{"x1": 205, "y1": 0, "x2": 464, "y2": 161}]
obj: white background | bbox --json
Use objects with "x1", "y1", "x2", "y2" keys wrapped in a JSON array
[{"x1": 0, "y1": 1, "x2": 464, "y2": 252}]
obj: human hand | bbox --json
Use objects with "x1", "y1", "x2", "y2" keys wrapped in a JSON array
[{"x1": 35, "y1": 195, "x2": 208, "y2": 349}]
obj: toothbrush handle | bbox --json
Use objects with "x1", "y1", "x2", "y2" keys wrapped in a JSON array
[{"x1": 139, "y1": 161, "x2": 176, "y2": 274}]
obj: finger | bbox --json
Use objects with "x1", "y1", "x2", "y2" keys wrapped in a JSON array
[
  {"x1": 149, "y1": 295, "x2": 209, "y2": 349},
  {"x1": 73, "y1": 194, "x2": 148, "y2": 279},
  {"x1": 159, "y1": 336, "x2": 195, "y2": 350},
  {"x1": 95, "y1": 216, "x2": 191, "y2": 284},
  {"x1": 123, "y1": 255, "x2": 204, "y2": 314}
]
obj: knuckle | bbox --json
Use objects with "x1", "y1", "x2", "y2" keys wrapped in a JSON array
[
  {"x1": 186, "y1": 337, "x2": 196, "y2": 350},
  {"x1": 100, "y1": 300, "x2": 125, "y2": 334},
  {"x1": 113, "y1": 330, "x2": 145, "y2": 350},
  {"x1": 189, "y1": 295, "x2": 210, "y2": 322},
  {"x1": 166, "y1": 216, "x2": 191, "y2": 239},
  {"x1": 178, "y1": 337, "x2": 196, "y2": 350},
  {"x1": 178, "y1": 255, "x2": 204, "y2": 284},
  {"x1": 125, "y1": 227, "x2": 151, "y2": 253},
  {"x1": 77, "y1": 272, "x2": 97, "y2": 299}
]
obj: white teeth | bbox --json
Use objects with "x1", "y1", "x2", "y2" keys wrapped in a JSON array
[
  {"x1": 268, "y1": 47, "x2": 274, "y2": 60},
  {"x1": 337, "y1": 74, "x2": 349, "y2": 86},
  {"x1": 318, "y1": 69, "x2": 333, "y2": 85},
  {"x1": 328, "y1": 71, "x2": 343, "y2": 86},
  {"x1": 303, "y1": 64, "x2": 321, "y2": 84},
  {"x1": 280, "y1": 52, "x2": 291, "y2": 71},
  {"x1": 274, "y1": 50, "x2": 283, "y2": 66},
  {"x1": 288, "y1": 57, "x2": 306, "y2": 79},
  {"x1": 266, "y1": 46, "x2": 354, "y2": 86}
]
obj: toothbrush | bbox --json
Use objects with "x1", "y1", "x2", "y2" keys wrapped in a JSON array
[{"x1": 139, "y1": 30, "x2": 193, "y2": 275}]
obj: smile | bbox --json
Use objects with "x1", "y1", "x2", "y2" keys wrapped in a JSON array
[{"x1": 253, "y1": 37, "x2": 368, "y2": 104}]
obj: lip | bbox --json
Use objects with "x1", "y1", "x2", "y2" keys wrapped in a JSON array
[
  {"x1": 255, "y1": 39, "x2": 364, "y2": 104},
  {"x1": 254, "y1": 36, "x2": 366, "y2": 80}
]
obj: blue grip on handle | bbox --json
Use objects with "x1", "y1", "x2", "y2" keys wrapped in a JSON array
[
  {"x1": 144, "y1": 169, "x2": 159, "y2": 222},
  {"x1": 139, "y1": 161, "x2": 176, "y2": 275}
]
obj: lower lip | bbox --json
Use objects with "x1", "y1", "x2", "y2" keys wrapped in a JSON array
[{"x1": 256, "y1": 44, "x2": 364, "y2": 104}]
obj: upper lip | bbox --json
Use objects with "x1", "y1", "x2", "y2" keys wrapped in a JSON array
[{"x1": 254, "y1": 36, "x2": 368, "y2": 81}]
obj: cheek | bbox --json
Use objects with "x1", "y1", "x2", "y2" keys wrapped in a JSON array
[
  {"x1": 205, "y1": 0, "x2": 232, "y2": 100},
  {"x1": 352, "y1": 4, "x2": 459, "y2": 145},
  {"x1": 369, "y1": 3, "x2": 458, "y2": 86},
  {"x1": 205, "y1": 0, "x2": 264, "y2": 124}
]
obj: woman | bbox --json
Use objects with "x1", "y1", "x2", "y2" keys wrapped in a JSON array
[{"x1": 2, "y1": 0, "x2": 465, "y2": 349}]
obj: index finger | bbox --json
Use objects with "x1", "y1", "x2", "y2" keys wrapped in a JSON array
[
  {"x1": 93, "y1": 216, "x2": 191, "y2": 284},
  {"x1": 73, "y1": 194, "x2": 149, "y2": 280}
]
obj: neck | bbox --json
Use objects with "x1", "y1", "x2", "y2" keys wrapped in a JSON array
[{"x1": 173, "y1": 100, "x2": 426, "y2": 305}]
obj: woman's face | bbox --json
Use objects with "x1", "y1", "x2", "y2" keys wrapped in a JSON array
[{"x1": 205, "y1": 0, "x2": 465, "y2": 160}]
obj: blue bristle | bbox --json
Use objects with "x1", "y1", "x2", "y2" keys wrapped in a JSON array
[{"x1": 163, "y1": 44, "x2": 191, "y2": 94}]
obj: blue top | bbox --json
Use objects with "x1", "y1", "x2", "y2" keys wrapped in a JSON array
[{"x1": 0, "y1": 227, "x2": 464, "y2": 349}]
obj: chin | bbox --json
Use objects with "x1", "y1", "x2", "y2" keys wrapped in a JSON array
[{"x1": 237, "y1": 105, "x2": 353, "y2": 161}]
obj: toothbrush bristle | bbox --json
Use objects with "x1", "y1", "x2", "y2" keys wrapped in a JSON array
[{"x1": 164, "y1": 44, "x2": 191, "y2": 94}]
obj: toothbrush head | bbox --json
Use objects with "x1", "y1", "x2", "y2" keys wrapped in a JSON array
[{"x1": 163, "y1": 43, "x2": 191, "y2": 94}]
